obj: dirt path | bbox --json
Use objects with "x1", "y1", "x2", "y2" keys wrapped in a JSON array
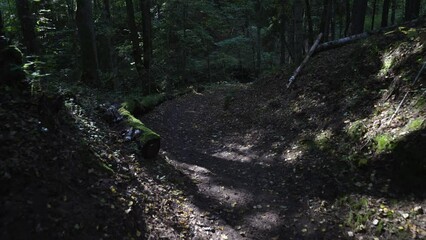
[{"x1": 142, "y1": 87, "x2": 345, "y2": 239}]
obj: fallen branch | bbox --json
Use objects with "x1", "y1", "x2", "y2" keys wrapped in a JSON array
[
  {"x1": 316, "y1": 32, "x2": 369, "y2": 53},
  {"x1": 287, "y1": 33, "x2": 323, "y2": 88},
  {"x1": 387, "y1": 60, "x2": 426, "y2": 125}
]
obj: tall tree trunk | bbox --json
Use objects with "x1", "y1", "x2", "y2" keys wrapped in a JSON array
[
  {"x1": 331, "y1": 0, "x2": 336, "y2": 40},
  {"x1": 15, "y1": 0, "x2": 38, "y2": 54},
  {"x1": 404, "y1": 0, "x2": 420, "y2": 21},
  {"x1": 293, "y1": 1, "x2": 304, "y2": 63},
  {"x1": 280, "y1": 0, "x2": 287, "y2": 64},
  {"x1": 255, "y1": 0, "x2": 261, "y2": 77},
  {"x1": 305, "y1": 0, "x2": 313, "y2": 46},
  {"x1": 371, "y1": 0, "x2": 377, "y2": 30},
  {"x1": 140, "y1": 0, "x2": 153, "y2": 93},
  {"x1": 256, "y1": 25, "x2": 261, "y2": 77},
  {"x1": 76, "y1": 0, "x2": 99, "y2": 85},
  {"x1": 351, "y1": 0, "x2": 368, "y2": 34},
  {"x1": 390, "y1": 0, "x2": 396, "y2": 25},
  {"x1": 125, "y1": 0, "x2": 144, "y2": 81},
  {"x1": 98, "y1": 0, "x2": 113, "y2": 71},
  {"x1": 381, "y1": 0, "x2": 390, "y2": 27},
  {"x1": 0, "y1": 10, "x2": 4, "y2": 35},
  {"x1": 344, "y1": 0, "x2": 351, "y2": 36},
  {"x1": 320, "y1": 0, "x2": 332, "y2": 41}
]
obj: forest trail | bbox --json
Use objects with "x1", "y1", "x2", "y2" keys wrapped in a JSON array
[{"x1": 142, "y1": 86, "x2": 347, "y2": 239}]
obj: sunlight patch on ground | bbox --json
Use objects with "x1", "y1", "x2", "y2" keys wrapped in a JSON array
[
  {"x1": 244, "y1": 211, "x2": 281, "y2": 231},
  {"x1": 202, "y1": 184, "x2": 253, "y2": 207},
  {"x1": 212, "y1": 143, "x2": 258, "y2": 163},
  {"x1": 280, "y1": 144, "x2": 303, "y2": 163}
]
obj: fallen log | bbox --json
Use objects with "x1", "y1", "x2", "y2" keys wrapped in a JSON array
[
  {"x1": 118, "y1": 106, "x2": 161, "y2": 159},
  {"x1": 287, "y1": 33, "x2": 323, "y2": 88},
  {"x1": 315, "y1": 32, "x2": 369, "y2": 53},
  {"x1": 315, "y1": 17, "x2": 425, "y2": 53},
  {"x1": 101, "y1": 103, "x2": 160, "y2": 159}
]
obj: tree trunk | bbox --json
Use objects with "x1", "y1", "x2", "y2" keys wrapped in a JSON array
[
  {"x1": 331, "y1": 0, "x2": 336, "y2": 40},
  {"x1": 255, "y1": 0, "x2": 261, "y2": 77},
  {"x1": 351, "y1": 0, "x2": 368, "y2": 34},
  {"x1": 344, "y1": 0, "x2": 350, "y2": 36},
  {"x1": 405, "y1": 0, "x2": 420, "y2": 21},
  {"x1": 125, "y1": 0, "x2": 144, "y2": 81},
  {"x1": 293, "y1": 1, "x2": 304, "y2": 63},
  {"x1": 390, "y1": 0, "x2": 396, "y2": 25},
  {"x1": 76, "y1": 0, "x2": 99, "y2": 85},
  {"x1": 98, "y1": 0, "x2": 113, "y2": 71},
  {"x1": 0, "y1": 10, "x2": 4, "y2": 35},
  {"x1": 305, "y1": 0, "x2": 314, "y2": 46},
  {"x1": 140, "y1": 0, "x2": 153, "y2": 93},
  {"x1": 280, "y1": 0, "x2": 287, "y2": 64},
  {"x1": 15, "y1": 0, "x2": 38, "y2": 54},
  {"x1": 320, "y1": 0, "x2": 332, "y2": 41},
  {"x1": 381, "y1": 0, "x2": 390, "y2": 27},
  {"x1": 371, "y1": 0, "x2": 377, "y2": 30}
]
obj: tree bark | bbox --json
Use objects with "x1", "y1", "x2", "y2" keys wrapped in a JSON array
[
  {"x1": 280, "y1": 0, "x2": 287, "y2": 64},
  {"x1": 76, "y1": 0, "x2": 99, "y2": 85},
  {"x1": 371, "y1": 0, "x2": 377, "y2": 30},
  {"x1": 350, "y1": 0, "x2": 368, "y2": 34},
  {"x1": 390, "y1": 0, "x2": 396, "y2": 25},
  {"x1": 293, "y1": 1, "x2": 304, "y2": 63},
  {"x1": 125, "y1": 0, "x2": 144, "y2": 81},
  {"x1": 98, "y1": 0, "x2": 114, "y2": 71},
  {"x1": 140, "y1": 0, "x2": 153, "y2": 93},
  {"x1": 381, "y1": 0, "x2": 390, "y2": 27},
  {"x1": 15, "y1": 0, "x2": 38, "y2": 54},
  {"x1": 404, "y1": 0, "x2": 420, "y2": 21},
  {"x1": 0, "y1": 10, "x2": 4, "y2": 35},
  {"x1": 344, "y1": 0, "x2": 351, "y2": 36},
  {"x1": 320, "y1": 0, "x2": 332, "y2": 41},
  {"x1": 305, "y1": 0, "x2": 314, "y2": 46}
]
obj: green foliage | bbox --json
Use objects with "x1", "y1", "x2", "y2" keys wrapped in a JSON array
[
  {"x1": 374, "y1": 134, "x2": 394, "y2": 153},
  {"x1": 347, "y1": 120, "x2": 367, "y2": 141},
  {"x1": 404, "y1": 118, "x2": 424, "y2": 132}
]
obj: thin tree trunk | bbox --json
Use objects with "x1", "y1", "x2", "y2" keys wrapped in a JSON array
[
  {"x1": 390, "y1": 0, "x2": 396, "y2": 25},
  {"x1": 320, "y1": 0, "x2": 332, "y2": 41},
  {"x1": 280, "y1": 0, "x2": 287, "y2": 64},
  {"x1": 98, "y1": 0, "x2": 113, "y2": 71},
  {"x1": 125, "y1": 0, "x2": 144, "y2": 81},
  {"x1": 0, "y1": 10, "x2": 4, "y2": 35},
  {"x1": 381, "y1": 0, "x2": 390, "y2": 27},
  {"x1": 344, "y1": 0, "x2": 351, "y2": 36},
  {"x1": 76, "y1": 0, "x2": 99, "y2": 84},
  {"x1": 331, "y1": 0, "x2": 336, "y2": 40},
  {"x1": 293, "y1": 1, "x2": 304, "y2": 63},
  {"x1": 15, "y1": 0, "x2": 38, "y2": 54},
  {"x1": 371, "y1": 0, "x2": 377, "y2": 30},
  {"x1": 140, "y1": 0, "x2": 153, "y2": 93},
  {"x1": 351, "y1": 0, "x2": 368, "y2": 34},
  {"x1": 255, "y1": 0, "x2": 261, "y2": 77},
  {"x1": 305, "y1": 0, "x2": 314, "y2": 46}
]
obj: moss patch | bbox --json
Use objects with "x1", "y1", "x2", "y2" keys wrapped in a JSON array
[{"x1": 118, "y1": 107, "x2": 160, "y2": 145}]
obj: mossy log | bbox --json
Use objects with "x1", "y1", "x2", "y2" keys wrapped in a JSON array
[{"x1": 118, "y1": 106, "x2": 160, "y2": 159}]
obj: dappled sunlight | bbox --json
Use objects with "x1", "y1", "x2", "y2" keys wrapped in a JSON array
[
  {"x1": 203, "y1": 184, "x2": 253, "y2": 207},
  {"x1": 244, "y1": 210, "x2": 281, "y2": 231},
  {"x1": 212, "y1": 143, "x2": 257, "y2": 163}
]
